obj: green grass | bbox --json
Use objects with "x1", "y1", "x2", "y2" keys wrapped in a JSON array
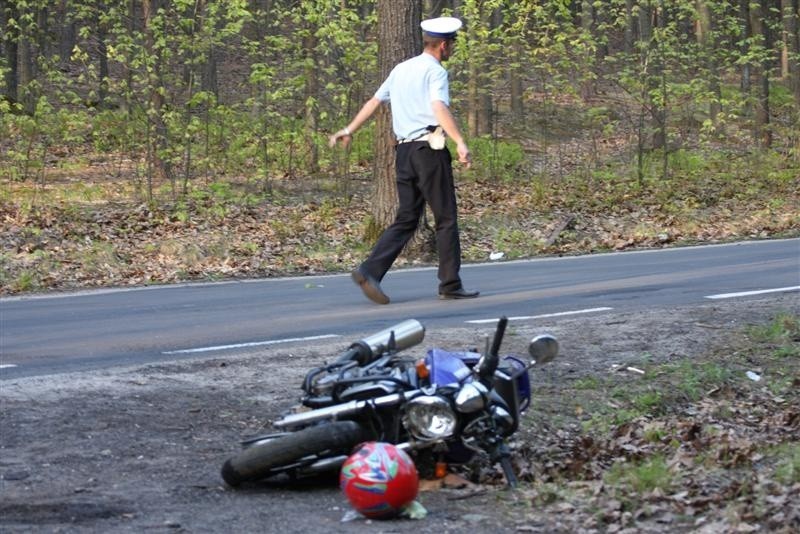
[
  {"x1": 13, "y1": 270, "x2": 39, "y2": 292},
  {"x1": 573, "y1": 376, "x2": 603, "y2": 390},
  {"x1": 676, "y1": 361, "x2": 734, "y2": 401},
  {"x1": 604, "y1": 454, "x2": 674, "y2": 496},
  {"x1": 576, "y1": 313, "x2": 799, "y2": 436},
  {"x1": 83, "y1": 241, "x2": 122, "y2": 273},
  {"x1": 494, "y1": 227, "x2": 545, "y2": 259},
  {"x1": 465, "y1": 136, "x2": 526, "y2": 182},
  {"x1": 748, "y1": 312, "x2": 800, "y2": 346},
  {"x1": 772, "y1": 443, "x2": 800, "y2": 485}
]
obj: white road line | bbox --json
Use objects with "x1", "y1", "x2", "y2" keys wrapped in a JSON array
[
  {"x1": 0, "y1": 364, "x2": 18, "y2": 369},
  {"x1": 162, "y1": 334, "x2": 340, "y2": 355},
  {"x1": 466, "y1": 307, "x2": 614, "y2": 324},
  {"x1": 705, "y1": 286, "x2": 800, "y2": 300}
]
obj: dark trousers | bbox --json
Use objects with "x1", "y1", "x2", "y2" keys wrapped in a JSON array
[{"x1": 359, "y1": 142, "x2": 463, "y2": 293}]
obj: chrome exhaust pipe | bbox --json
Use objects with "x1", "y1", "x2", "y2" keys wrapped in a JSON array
[{"x1": 337, "y1": 319, "x2": 426, "y2": 365}]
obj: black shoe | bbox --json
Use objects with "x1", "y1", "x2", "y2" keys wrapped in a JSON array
[
  {"x1": 351, "y1": 270, "x2": 390, "y2": 305},
  {"x1": 439, "y1": 288, "x2": 480, "y2": 300}
]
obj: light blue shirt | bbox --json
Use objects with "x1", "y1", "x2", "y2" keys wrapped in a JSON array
[{"x1": 374, "y1": 52, "x2": 449, "y2": 140}]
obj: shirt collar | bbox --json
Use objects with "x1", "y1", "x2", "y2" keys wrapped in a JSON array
[{"x1": 421, "y1": 51, "x2": 441, "y2": 65}]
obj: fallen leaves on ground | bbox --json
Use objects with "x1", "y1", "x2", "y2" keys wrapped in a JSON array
[
  {"x1": 503, "y1": 339, "x2": 800, "y2": 532},
  {"x1": 1, "y1": 174, "x2": 798, "y2": 294}
]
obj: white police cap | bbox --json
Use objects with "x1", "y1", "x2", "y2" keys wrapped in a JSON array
[{"x1": 420, "y1": 17, "x2": 462, "y2": 39}]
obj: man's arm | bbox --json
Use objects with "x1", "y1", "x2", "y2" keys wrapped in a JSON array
[
  {"x1": 329, "y1": 97, "x2": 382, "y2": 148},
  {"x1": 431, "y1": 100, "x2": 471, "y2": 168}
]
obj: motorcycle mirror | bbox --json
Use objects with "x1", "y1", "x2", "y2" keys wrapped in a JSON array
[{"x1": 528, "y1": 334, "x2": 559, "y2": 366}]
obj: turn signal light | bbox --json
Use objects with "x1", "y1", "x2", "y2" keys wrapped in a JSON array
[
  {"x1": 415, "y1": 359, "x2": 430, "y2": 379},
  {"x1": 435, "y1": 462, "x2": 448, "y2": 479}
]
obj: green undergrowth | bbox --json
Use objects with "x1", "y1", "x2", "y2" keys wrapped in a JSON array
[{"x1": 514, "y1": 312, "x2": 800, "y2": 530}]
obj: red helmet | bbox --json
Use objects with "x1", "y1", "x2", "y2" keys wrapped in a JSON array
[{"x1": 340, "y1": 441, "x2": 419, "y2": 519}]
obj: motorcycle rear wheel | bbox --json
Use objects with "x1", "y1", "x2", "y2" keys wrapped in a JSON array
[{"x1": 221, "y1": 420, "x2": 371, "y2": 486}]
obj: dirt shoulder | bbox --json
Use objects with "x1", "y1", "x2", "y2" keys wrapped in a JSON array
[{"x1": 1, "y1": 294, "x2": 798, "y2": 533}]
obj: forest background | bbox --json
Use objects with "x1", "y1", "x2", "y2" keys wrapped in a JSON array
[{"x1": 1, "y1": 0, "x2": 798, "y2": 294}]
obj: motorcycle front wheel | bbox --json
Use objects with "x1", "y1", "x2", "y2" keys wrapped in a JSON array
[{"x1": 220, "y1": 420, "x2": 372, "y2": 486}]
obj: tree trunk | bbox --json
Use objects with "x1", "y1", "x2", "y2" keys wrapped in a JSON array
[
  {"x1": 740, "y1": 0, "x2": 752, "y2": 98},
  {"x1": 637, "y1": 0, "x2": 666, "y2": 151},
  {"x1": 795, "y1": 0, "x2": 800, "y2": 104},
  {"x1": 749, "y1": 0, "x2": 772, "y2": 148},
  {"x1": 481, "y1": 6, "x2": 501, "y2": 135},
  {"x1": 782, "y1": 0, "x2": 800, "y2": 105},
  {"x1": 119, "y1": 0, "x2": 136, "y2": 115},
  {"x1": 509, "y1": 40, "x2": 524, "y2": 124},
  {"x1": 1, "y1": 2, "x2": 19, "y2": 104},
  {"x1": 580, "y1": 0, "x2": 596, "y2": 100},
  {"x1": 12, "y1": 1, "x2": 41, "y2": 115},
  {"x1": 423, "y1": 0, "x2": 449, "y2": 18},
  {"x1": 467, "y1": 62, "x2": 479, "y2": 137},
  {"x1": 195, "y1": 0, "x2": 219, "y2": 101},
  {"x1": 638, "y1": 3, "x2": 653, "y2": 55},
  {"x1": 696, "y1": 0, "x2": 721, "y2": 125},
  {"x1": 368, "y1": 0, "x2": 422, "y2": 238},
  {"x1": 17, "y1": 26, "x2": 35, "y2": 114},
  {"x1": 201, "y1": 46, "x2": 218, "y2": 98},
  {"x1": 466, "y1": 0, "x2": 494, "y2": 137},
  {"x1": 98, "y1": 12, "x2": 110, "y2": 108},
  {"x1": 58, "y1": 0, "x2": 76, "y2": 67},
  {"x1": 143, "y1": 0, "x2": 174, "y2": 199},
  {"x1": 303, "y1": 23, "x2": 320, "y2": 175},
  {"x1": 36, "y1": 6, "x2": 49, "y2": 61},
  {"x1": 624, "y1": 0, "x2": 636, "y2": 54}
]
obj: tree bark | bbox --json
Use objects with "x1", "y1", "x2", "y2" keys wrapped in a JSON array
[
  {"x1": 795, "y1": 0, "x2": 800, "y2": 105},
  {"x1": 17, "y1": 23, "x2": 35, "y2": 114},
  {"x1": 509, "y1": 40, "x2": 524, "y2": 124},
  {"x1": 58, "y1": 0, "x2": 76, "y2": 67},
  {"x1": 740, "y1": 0, "x2": 752, "y2": 97},
  {"x1": 580, "y1": 0, "x2": 596, "y2": 100},
  {"x1": 201, "y1": 46, "x2": 218, "y2": 98},
  {"x1": 782, "y1": 0, "x2": 800, "y2": 105},
  {"x1": 637, "y1": 0, "x2": 666, "y2": 150},
  {"x1": 118, "y1": 0, "x2": 137, "y2": 115},
  {"x1": 303, "y1": 21, "x2": 320, "y2": 174},
  {"x1": 143, "y1": 0, "x2": 174, "y2": 198},
  {"x1": 466, "y1": 0, "x2": 494, "y2": 137},
  {"x1": 97, "y1": 8, "x2": 110, "y2": 108},
  {"x1": 1, "y1": 2, "x2": 19, "y2": 104},
  {"x1": 369, "y1": 0, "x2": 422, "y2": 236},
  {"x1": 624, "y1": 0, "x2": 636, "y2": 54},
  {"x1": 696, "y1": 0, "x2": 721, "y2": 125},
  {"x1": 467, "y1": 62, "x2": 479, "y2": 137},
  {"x1": 749, "y1": 0, "x2": 772, "y2": 148},
  {"x1": 423, "y1": 0, "x2": 449, "y2": 18}
]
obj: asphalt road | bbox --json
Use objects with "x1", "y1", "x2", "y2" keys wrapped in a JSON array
[{"x1": 1, "y1": 238, "x2": 798, "y2": 379}]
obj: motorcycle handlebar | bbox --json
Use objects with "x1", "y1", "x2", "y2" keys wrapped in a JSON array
[
  {"x1": 477, "y1": 316, "x2": 507, "y2": 383},
  {"x1": 489, "y1": 317, "x2": 508, "y2": 358}
]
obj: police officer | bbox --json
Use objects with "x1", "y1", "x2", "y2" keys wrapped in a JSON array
[{"x1": 329, "y1": 17, "x2": 479, "y2": 304}]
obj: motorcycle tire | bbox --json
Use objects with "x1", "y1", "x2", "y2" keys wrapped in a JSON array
[{"x1": 220, "y1": 420, "x2": 371, "y2": 486}]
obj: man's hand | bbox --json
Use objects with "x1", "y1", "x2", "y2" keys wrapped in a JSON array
[
  {"x1": 431, "y1": 100, "x2": 471, "y2": 168},
  {"x1": 329, "y1": 129, "x2": 352, "y2": 148},
  {"x1": 456, "y1": 141, "x2": 471, "y2": 168}
]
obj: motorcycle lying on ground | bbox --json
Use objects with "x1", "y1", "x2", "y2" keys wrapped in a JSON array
[{"x1": 221, "y1": 317, "x2": 558, "y2": 488}]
